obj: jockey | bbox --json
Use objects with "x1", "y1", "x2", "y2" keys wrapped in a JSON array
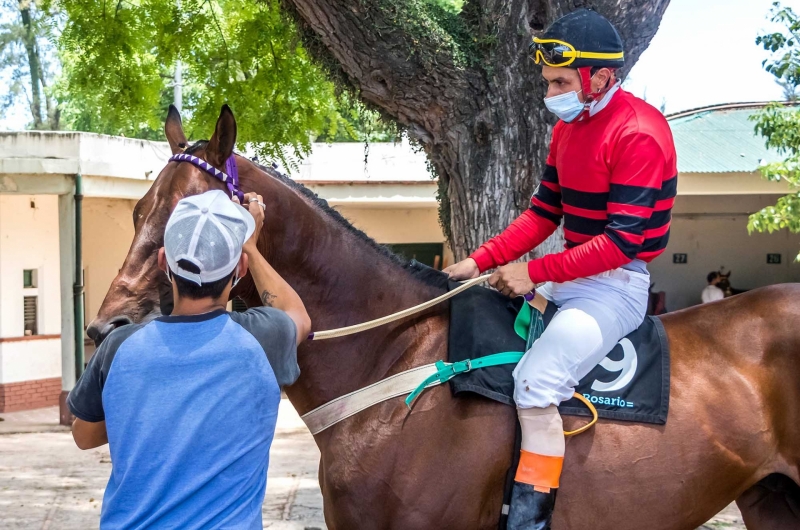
[{"x1": 444, "y1": 8, "x2": 677, "y2": 529}]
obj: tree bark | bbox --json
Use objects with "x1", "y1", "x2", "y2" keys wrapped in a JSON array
[
  {"x1": 284, "y1": 0, "x2": 671, "y2": 259},
  {"x1": 37, "y1": 59, "x2": 60, "y2": 129},
  {"x1": 19, "y1": 1, "x2": 44, "y2": 129}
]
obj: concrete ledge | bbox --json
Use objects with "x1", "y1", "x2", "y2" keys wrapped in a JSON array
[
  {"x1": 0, "y1": 405, "x2": 70, "y2": 434},
  {"x1": 678, "y1": 171, "x2": 791, "y2": 195},
  {"x1": 0, "y1": 334, "x2": 60, "y2": 343}
]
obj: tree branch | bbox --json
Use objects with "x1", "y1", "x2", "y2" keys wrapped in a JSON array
[{"x1": 285, "y1": 0, "x2": 484, "y2": 136}]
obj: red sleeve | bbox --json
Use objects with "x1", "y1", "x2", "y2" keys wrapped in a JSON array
[
  {"x1": 470, "y1": 209, "x2": 558, "y2": 272},
  {"x1": 469, "y1": 125, "x2": 564, "y2": 272},
  {"x1": 527, "y1": 133, "x2": 667, "y2": 284}
]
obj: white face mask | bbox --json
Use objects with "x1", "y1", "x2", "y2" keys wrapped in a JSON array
[{"x1": 543, "y1": 90, "x2": 586, "y2": 123}]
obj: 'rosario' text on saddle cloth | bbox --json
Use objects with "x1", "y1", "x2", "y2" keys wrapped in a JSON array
[{"x1": 447, "y1": 281, "x2": 670, "y2": 424}]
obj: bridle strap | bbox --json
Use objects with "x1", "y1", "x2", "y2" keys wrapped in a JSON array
[
  {"x1": 168, "y1": 153, "x2": 245, "y2": 202},
  {"x1": 225, "y1": 156, "x2": 242, "y2": 201}
]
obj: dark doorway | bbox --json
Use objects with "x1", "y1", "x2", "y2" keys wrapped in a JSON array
[{"x1": 387, "y1": 243, "x2": 445, "y2": 270}]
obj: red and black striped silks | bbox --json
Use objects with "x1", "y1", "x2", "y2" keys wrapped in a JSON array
[{"x1": 471, "y1": 89, "x2": 677, "y2": 284}]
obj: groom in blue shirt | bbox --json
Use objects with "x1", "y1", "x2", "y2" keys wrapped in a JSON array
[{"x1": 68, "y1": 189, "x2": 311, "y2": 529}]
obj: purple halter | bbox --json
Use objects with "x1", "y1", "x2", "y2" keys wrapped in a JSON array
[{"x1": 168, "y1": 153, "x2": 244, "y2": 202}]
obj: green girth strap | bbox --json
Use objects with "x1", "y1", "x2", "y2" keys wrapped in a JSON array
[
  {"x1": 405, "y1": 302, "x2": 547, "y2": 409},
  {"x1": 405, "y1": 352, "x2": 526, "y2": 408}
]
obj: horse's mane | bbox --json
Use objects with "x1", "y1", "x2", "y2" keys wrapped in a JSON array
[{"x1": 185, "y1": 141, "x2": 449, "y2": 291}]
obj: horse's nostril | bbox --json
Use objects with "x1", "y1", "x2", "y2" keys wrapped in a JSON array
[
  {"x1": 88, "y1": 316, "x2": 133, "y2": 346},
  {"x1": 86, "y1": 322, "x2": 102, "y2": 342}
]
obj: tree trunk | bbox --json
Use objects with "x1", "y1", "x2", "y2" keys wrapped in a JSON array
[
  {"x1": 36, "y1": 59, "x2": 58, "y2": 129},
  {"x1": 284, "y1": 0, "x2": 671, "y2": 259},
  {"x1": 19, "y1": 1, "x2": 44, "y2": 129}
]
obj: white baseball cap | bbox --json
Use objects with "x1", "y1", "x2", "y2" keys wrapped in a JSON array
[{"x1": 164, "y1": 190, "x2": 256, "y2": 285}]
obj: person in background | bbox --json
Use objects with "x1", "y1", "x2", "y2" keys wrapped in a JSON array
[
  {"x1": 701, "y1": 271, "x2": 725, "y2": 304},
  {"x1": 68, "y1": 189, "x2": 311, "y2": 529}
]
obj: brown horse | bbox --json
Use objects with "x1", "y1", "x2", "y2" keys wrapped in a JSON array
[{"x1": 88, "y1": 106, "x2": 800, "y2": 529}]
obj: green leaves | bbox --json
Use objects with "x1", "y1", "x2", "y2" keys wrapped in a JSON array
[
  {"x1": 750, "y1": 2, "x2": 800, "y2": 259},
  {"x1": 749, "y1": 192, "x2": 800, "y2": 236},
  {"x1": 751, "y1": 102, "x2": 800, "y2": 155},
  {"x1": 57, "y1": 0, "x2": 165, "y2": 137},
  {"x1": 54, "y1": 0, "x2": 368, "y2": 161},
  {"x1": 755, "y1": 2, "x2": 800, "y2": 88}
]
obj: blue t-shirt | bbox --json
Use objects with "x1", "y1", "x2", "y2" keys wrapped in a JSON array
[{"x1": 68, "y1": 308, "x2": 299, "y2": 529}]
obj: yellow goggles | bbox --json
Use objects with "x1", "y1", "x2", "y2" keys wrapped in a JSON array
[{"x1": 529, "y1": 37, "x2": 624, "y2": 67}]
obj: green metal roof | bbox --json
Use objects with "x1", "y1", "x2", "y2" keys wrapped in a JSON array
[{"x1": 667, "y1": 102, "x2": 793, "y2": 174}]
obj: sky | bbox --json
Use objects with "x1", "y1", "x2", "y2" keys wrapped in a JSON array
[
  {"x1": 0, "y1": 0, "x2": 797, "y2": 130},
  {"x1": 624, "y1": 0, "x2": 796, "y2": 114}
]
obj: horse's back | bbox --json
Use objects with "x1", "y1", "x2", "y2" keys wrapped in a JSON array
[
  {"x1": 660, "y1": 283, "x2": 800, "y2": 362},
  {"x1": 659, "y1": 282, "x2": 800, "y2": 481}
]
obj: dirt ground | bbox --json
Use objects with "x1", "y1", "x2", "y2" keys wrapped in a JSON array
[{"x1": 0, "y1": 402, "x2": 743, "y2": 529}]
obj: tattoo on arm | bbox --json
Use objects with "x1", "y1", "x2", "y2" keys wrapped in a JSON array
[{"x1": 260, "y1": 290, "x2": 276, "y2": 307}]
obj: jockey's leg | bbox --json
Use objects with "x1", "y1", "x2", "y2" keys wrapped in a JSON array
[
  {"x1": 507, "y1": 306, "x2": 608, "y2": 529},
  {"x1": 507, "y1": 269, "x2": 649, "y2": 529}
]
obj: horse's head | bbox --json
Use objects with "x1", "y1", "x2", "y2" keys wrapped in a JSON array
[
  {"x1": 86, "y1": 105, "x2": 241, "y2": 345},
  {"x1": 717, "y1": 270, "x2": 733, "y2": 297}
]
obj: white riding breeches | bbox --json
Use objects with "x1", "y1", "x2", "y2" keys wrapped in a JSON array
[{"x1": 512, "y1": 266, "x2": 651, "y2": 409}]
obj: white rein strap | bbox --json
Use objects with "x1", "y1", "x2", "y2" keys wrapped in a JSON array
[
  {"x1": 300, "y1": 274, "x2": 492, "y2": 435},
  {"x1": 307, "y1": 274, "x2": 491, "y2": 341}
]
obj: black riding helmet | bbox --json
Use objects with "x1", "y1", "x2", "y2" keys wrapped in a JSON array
[{"x1": 530, "y1": 9, "x2": 625, "y2": 69}]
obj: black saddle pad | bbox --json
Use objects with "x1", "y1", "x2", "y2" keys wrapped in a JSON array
[{"x1": 447, "y1": 280, "x2": 670, "y2": 424}]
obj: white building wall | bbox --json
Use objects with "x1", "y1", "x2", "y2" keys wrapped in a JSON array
[
  {"x1": 336, "y1": 207, "x2": 453, "y2": 267},
  {"x1": 0, "y1": 194, "x2": 62, "y2": 383},
  {"x1": 0, "y1": 340, "x2": 62, "y2": 384},
  {"x1": 337, "y1": 207, "x2": 444, "y2": 243},
  {"x1": 648, "y1": 194, "x2": 800, "y2": 311},
  {"x1": 83, "y1": 198, "x2": 137, "y2": 325}
]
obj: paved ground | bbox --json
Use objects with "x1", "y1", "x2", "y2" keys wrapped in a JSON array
[
  {"x1": 0, "y1": 402, "x2": 324, "y2": 529},
  {"x1": 0, "y1": 403, "x2": 743, "y2": 529}
]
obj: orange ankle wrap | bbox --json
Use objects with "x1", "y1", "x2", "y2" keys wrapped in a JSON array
[{"x1": 514, "y1": 450, "x2": 563, "y2": 490}]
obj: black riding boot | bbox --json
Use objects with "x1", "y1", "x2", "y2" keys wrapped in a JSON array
[{"x1": 506, "y1": 481, "x2": 557, "y2": 530}]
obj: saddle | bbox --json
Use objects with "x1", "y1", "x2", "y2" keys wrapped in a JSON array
[{"x1": 447, "y1": 280, "x2": 670, "y2": 424}]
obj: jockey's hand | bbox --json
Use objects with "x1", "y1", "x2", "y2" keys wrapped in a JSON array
[
  {"x1": 444, "y1": 258, "x2": 480, "y2": 280},
  {"x1": 234, "y1": 192, "x2": 265, "y2": 254},
  {"x1": 489, "y1": 263, "x2": 535, "y2": 298}
]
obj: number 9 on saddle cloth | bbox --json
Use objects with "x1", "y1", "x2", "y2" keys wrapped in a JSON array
[{"x1": 446, "y1": 279, "x2": 670, "y2": 425}]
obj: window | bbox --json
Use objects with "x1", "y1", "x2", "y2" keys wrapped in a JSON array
[
  {"x1": 23, "y1": 296, "x2": 38, "y2": 336},
  {"x1": 386, "y1": 243, "x2": 445, "y2": 270},
  {"x1": 23, "y1": 269, "x2": 37, "y2": 288}
]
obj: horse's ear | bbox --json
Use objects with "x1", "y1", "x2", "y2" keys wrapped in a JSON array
[
  {"x1": 206, "y1": 104, "x2": 237, "y2": 168},
  {"x1": 165, "y1": 105, "x2": 189, "y2": 155}
]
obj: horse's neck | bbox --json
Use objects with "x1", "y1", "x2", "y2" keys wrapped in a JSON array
[{"x1": 254, "y1": 173, "x2": 448, "y2": 414}]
